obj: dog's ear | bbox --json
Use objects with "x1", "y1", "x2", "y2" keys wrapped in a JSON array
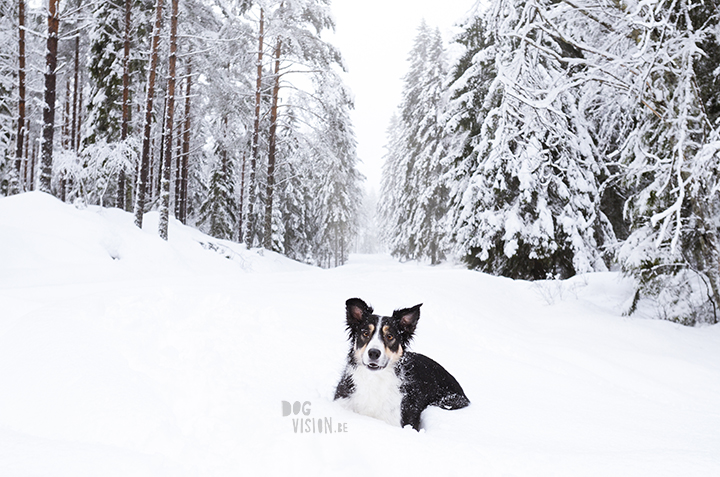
[
  {"x1": 346, "y1": 298, "x2": 371, "y2": 326},
  {"x1": 393, "y1": 304, "x2": 421, "y2": 336}
]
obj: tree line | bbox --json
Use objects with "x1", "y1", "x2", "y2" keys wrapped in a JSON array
[
  {"x1": 0, "y1": 0, "x2": 362, "y2": 268},
  {"x1": 381, "y1": 1, "x2": 720, "y2": 326}
]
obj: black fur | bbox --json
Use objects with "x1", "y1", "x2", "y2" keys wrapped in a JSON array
[
  {"x1": 398, "y1": 351, "x2": 470, "y2": 430},
  {"x1": 335, "y1": 298, "x2": 470, "y2": 430}
]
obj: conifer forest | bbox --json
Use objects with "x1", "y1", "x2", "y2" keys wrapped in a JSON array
[{"x1": 1, "y1": 0, "x2": 720, "y2": 325}]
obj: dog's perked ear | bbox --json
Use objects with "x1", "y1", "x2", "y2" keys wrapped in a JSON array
[
  {"x1": 346, "y1": 298, "x2": 372, "y2": 328},
  {"x1": 393, "y1": 304, "x2": 421, "y2": 338}
]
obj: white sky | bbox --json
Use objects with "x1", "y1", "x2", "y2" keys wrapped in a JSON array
[{"x1": 328, "y1": 0, "x2": 477, "y2": 192}]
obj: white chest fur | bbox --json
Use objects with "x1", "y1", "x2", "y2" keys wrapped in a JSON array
[{"x1": 341, "y1": 364, "x2": 403, "y2": 427}]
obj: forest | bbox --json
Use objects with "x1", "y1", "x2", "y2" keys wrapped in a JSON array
[
  {"x1": 380, "y1": 0, "x2": 720, "y2": 326},
  {"x1": 1, "y1": 0, "x2": 719, "y2": 325},
  {"x1": 0, "y1": 0, "x2": 362, "y2": 268}
]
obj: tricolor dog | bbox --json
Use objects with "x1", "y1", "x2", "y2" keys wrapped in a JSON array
[{"x1": 334, "y1": 298, "x2": 469, "y2": 430}]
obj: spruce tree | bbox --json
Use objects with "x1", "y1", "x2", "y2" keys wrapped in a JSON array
[
  {"x1": 445, "y1": 0, "x2": 611, "y2": 279},
  {"x1": 87, "y1": 0, "x2": 125, "y2": 144},
  {"x1": 310, "y1": 79, "x2": 362, "y2": 267},
  {"x1": 197, "y1": 145, "x2": 237, "y2": 241},
  {"x1": 379, "y1": 22, "x2": 450, "y2": 264},
  {"x1": 616, "y1": 0, "x2": 720, "y2": 324}
]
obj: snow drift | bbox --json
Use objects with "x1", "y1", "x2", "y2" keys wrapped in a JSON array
[{"x1": 1, "y1": 192, "x2": 719, "y2": 476}]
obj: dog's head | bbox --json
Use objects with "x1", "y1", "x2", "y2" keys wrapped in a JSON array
[{"x1": 345, "y1": 298, "x2": 421, "y2": 371}]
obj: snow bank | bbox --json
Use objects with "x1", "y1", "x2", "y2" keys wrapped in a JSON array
[{"x1": 1, "y1": 192, "x2": 719, "y2": 476}]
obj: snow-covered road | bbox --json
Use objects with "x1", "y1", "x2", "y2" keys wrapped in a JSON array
[{"x1": 2, "y1": 192, "x2": 719, "y2": 476}]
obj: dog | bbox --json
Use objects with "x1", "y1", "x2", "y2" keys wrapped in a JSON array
[{"x1": 334, "y1": 298, "x2": 469, "y2": 430}]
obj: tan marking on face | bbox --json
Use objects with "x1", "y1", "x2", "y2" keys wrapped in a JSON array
[
  {"x1": 382, "y1": 325, "x2": 404, "y2": 363},
  {"x1": 354, "y1": 324, "x2": 375, "y2": 362}
]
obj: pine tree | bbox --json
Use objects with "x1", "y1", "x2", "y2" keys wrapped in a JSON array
[
  {"x1": 39, "y1": 0, "x2": 60, "y2": 193},
  {"x1": 615, "y1": 0, "x2": 720, "y2": 324},
  {"x1": 0, "y1": 0, "x2": 16, "y2": 195},
  {"x1": 158, "y1": 0, "x2": 179, "y2": 241},
  {"x1": 13, "y1": 0, "x2": 27, "y2": 195},
  {"x1": 443, "y1": 14, "x2": 500, "y2": 250},
  {"x1": 133, "y1": 0, "x2": 164, "y2": 229},
  {"x1": 379, "y1": 22, "x2": 450, "y2": 264},
  {"x1": 310, "y1": 81, "x2": 362, "y2": 267},
  {"x1": 255, "y1": 0, "x2": 346, "y2": 250},
  {"x1": 245, "y1": 6, "x2": 265, "y2": 247},
  {"x1": 87, "y1": 0, "x2": 125, "y2": 144},
  {"x1": 445, "y1": 0, "x2": 611, "y2": 279},
  {"x1": 378, "y1": 114, "x2": 408, "y2": 257},
  {"x1": 197, "y1": 141, "x2": 237, "y2": 240}
]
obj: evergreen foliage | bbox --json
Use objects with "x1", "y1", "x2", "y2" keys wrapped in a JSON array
[
  {"x1": 379, "y1": 22, "x2": 449, "y2": 264},
  {"x1": 379, "y1": 2, "x2": 720, "y2": 324},
  {"x1": 0, "y1": 0, "x2": 14, "y2": 194},
  {"x1": 197, "y1": 145, "x2": 237, "y2": 241},
  {"x1": 3, "y1": 0, "x2": 720, "y2": 325}
]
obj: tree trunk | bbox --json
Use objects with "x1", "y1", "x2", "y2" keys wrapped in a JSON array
[
  {"x1": 77, "y1": 68, "x2": 83, "y2": 149},
  {"x1": 159, "y1": 0, "x2": 178, "y2": 240},
  {"x1": 156, "y1": 93, "x2": 167, "y2": 199},
  {"x1": 174, "y1": 122, "x2": 182, "y2": 219},
  {"x1": 15, "y1": 0, "x2": 26, "y2": 194},
  {"x1": 264, "y1": 38, "x2": 282, "y2": 249},
  {"x1": 246, "y1": 7, "x2": 264, "y2": 247},
  {"x1": 72, "y1": 35, "x2": 79, "y2": 152},
  {"x1": 63, "y1": 82, "x2": 70, "y2": 148},
  {"x1": 179, "y1": 60, "x2": 192, "y2": 224},
  {"x1": 238, "y1": 152, "x2": 246, "y2": 242},
  {"x1": 118, "y1": 0, "x2": 132, "y2": 210},
  {"x1": 60, "y1": 82, "x2": 68, "y2": 201},
  {"x1": 134, "y1": 0, "x2": 165, "y2": 229},
  {"x1": 39, "y1": 0, "x2": 60, "y2": 193},
  {"x1": 29, "y1": 141, "x2": 36, "y2": 191}
]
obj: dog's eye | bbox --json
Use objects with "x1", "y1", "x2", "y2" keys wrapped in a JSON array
[
  {"x1": 386, "y1": 334, "x2": 394, "y2": 341},
  {"x1": 362, "y1": 330, "x2": 370, "y2": 338}
]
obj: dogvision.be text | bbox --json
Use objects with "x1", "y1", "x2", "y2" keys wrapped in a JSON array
[{"x1": 282, "y1": 401, "x2": 348, "y2": 434}]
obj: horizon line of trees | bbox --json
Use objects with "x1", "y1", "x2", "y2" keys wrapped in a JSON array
[
  {"x1": 381, "y1": 2, "x2": 720, "y2": 326},
  {"x1": 0, "y1": 0, "x2": 363, "y2": 269}
]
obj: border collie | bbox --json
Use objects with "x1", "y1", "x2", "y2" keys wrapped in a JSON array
[{"x1": 334, "y1": 298, "x2": 469, "y2": 430}]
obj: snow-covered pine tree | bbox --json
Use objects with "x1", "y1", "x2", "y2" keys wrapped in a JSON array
[
  {"x1": 4, "y1": 0, "x2": 44, "y2": 195},
  {"x1": 309, "y1": 76, "x2": 362, "y2": 267},
  {"x1": 403, "y1": 24, "x2": 449, "y2": 264},
  {"x1": 615, "y1": 0, "x2": 720, "y2": 324},
  {"x1": 273, "y1": 113, "x2": 312, "y2": 260},
  {"x1": 0, "y1": 0, "x2": 15, "y2": 195},
  {"x1": 257, "y1": 0, "x2": 346, "y2": 250},
  {"x1": 87, "y1": 0, "x2": 126, "y2": 145},
  {"x1": 197, "y1": 139, "x2": 238, "y2": 240},
  {"x1": 356, "y1": 188, "x2": 381, "y2": 254},
  {"x1": 378, "y1": 114, "x2": 411, "y2": 258},
  {"x1": 447, "y1": 0, "x2": 612, "y2": 279},
  {"x1": 133, "y1": 0, "x2": 164, "y2": 229},
  {"x1": 158, "y1": 0, "x2": 179, "y2": 241},
  {"x1": 196, "y1": 2, "x2": 254, "y2": 242},
  {"x1": 457, "y1": 0, "x2": 720, "y2": 322},
  {"x1": 86, "y1": 0, "x2": 149, "y2": 210},
  {"x1": 379, "y1": 22, "x2": 450, "y2": 264},
  {"x1": 443, "y1": 13, "x2": 500, "y2": 256},
  {"x1": 38, "y1": 0, "x2": 60, "y2": 193}
]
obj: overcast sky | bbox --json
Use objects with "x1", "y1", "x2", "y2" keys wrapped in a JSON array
[{"x1": 328, "y1": 0, "x2": 478, "y2": 192}]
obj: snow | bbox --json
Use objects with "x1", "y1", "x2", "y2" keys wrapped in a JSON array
[{"x1": 1, "y1": 191, "x2": 719, "y2": 476}]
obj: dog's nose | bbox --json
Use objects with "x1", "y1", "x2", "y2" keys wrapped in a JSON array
[{"x1": 368, "y1": 348, "x2": 381, "y2": 360}]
